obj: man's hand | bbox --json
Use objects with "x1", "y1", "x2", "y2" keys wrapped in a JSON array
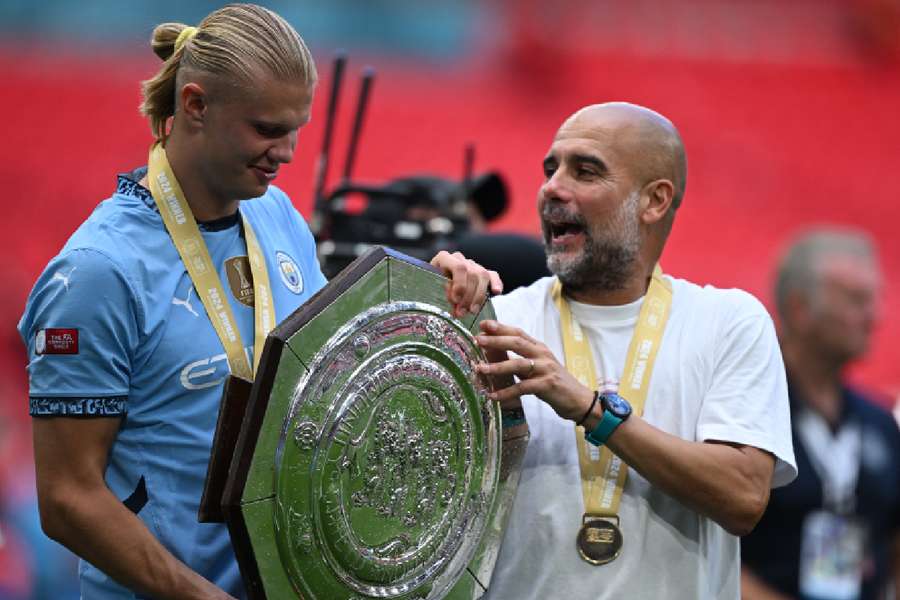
[
  {"x1": 474, "y1": 319, "x2": 593, "y2": 417},
  {"x1": 430, "y1": 251, "x2": 503, "y2": 318},
  {"x1": 473, "y1": 321, "x2": 775, "y2": 537}
]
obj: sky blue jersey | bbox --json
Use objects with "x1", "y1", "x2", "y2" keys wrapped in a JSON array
[{"x1": 18, "y1": 170, "x2": 327, "y2": 598}]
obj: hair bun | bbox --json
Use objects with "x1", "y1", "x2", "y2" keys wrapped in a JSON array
[{"x1": 150, "y1": 22, "x2": 189, "y2": 61}]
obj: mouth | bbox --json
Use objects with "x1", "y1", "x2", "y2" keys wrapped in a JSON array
[
  {"x1": 545, "y1": 219, "x2": 586, "y2": 247},
  {"x1": 250, "y1": 165, "x2": 278, "y2": 182}
]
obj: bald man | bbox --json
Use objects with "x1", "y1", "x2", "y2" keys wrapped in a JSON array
[{"x1": 475, "y1": 103, "x2": 797, "y2": 599}]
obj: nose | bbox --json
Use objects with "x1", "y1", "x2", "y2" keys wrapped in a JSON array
[
  {"x1": 269, "y1": 130, "x2": 298, "y2": 164},
  {"x1": 539, "y1": 168, "x2": 574, "y2": 204}
]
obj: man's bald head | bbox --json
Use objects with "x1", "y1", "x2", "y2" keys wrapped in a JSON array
[{"x1": 559, "y1": 102, "x2": 687, "y2": 210}]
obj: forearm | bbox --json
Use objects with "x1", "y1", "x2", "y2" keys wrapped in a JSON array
[
  {"x1": 40, "y1": 485, "x2": 229, "y2": 600},
  {"x1": 741, "y1": 566, "x2": 794, "y2": 600},
  {"x1": 602, "y1": 415, "x2": 772, "y2": 536}
]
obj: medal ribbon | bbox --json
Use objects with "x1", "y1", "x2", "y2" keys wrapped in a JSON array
[
  {"x1": 551, "y1": 265, "x2": 672, "y2": 522},
  {"x1": 148, "y1": 142, "x2": 276, "y2": 380}
]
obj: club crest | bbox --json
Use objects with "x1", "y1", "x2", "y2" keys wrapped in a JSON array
[{"x1": 276, "y1": 251, "x2": 303, "y2": 294}]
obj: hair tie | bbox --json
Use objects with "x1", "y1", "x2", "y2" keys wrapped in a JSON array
[{"x1": 174, "y1": 26, "x2": 197, "y2": 54}]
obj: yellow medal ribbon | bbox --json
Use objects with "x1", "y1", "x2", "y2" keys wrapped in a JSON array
[
  {"x1": 552, "y1": 266, "x2": 672, "y2": 527},
  {"x1": 148, "y1": 142, "x2": 276, "y2": 380}
]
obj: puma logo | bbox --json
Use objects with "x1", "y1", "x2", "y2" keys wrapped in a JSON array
[
  {"x1": 52, "y1": 266, "x2": 77, "y2": 292},
  {"x1": 172, "y1": 286, "x2": 199, "y2": 317}
]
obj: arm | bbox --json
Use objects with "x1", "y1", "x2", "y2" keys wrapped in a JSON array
[
  {"x1": 740, "y1": 566, "x2": 795, "y2": 600},
  {"x1": 475, "y1": 319, "x2": 774, "y2": 536},
  {"x1": 602, "y1": 414, "x2": 773, "y2": 536},
  {"x1": 33, "y1": 417, "x2": 234, "y2": 600}
]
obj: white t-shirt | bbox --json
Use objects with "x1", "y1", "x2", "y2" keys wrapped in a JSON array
[{"x1": 484, "y1": 276, "x2": 797, "y2": 600}]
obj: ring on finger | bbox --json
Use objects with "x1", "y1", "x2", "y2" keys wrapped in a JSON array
[{"x1": 526, "y1": 358, "x2": 535, "y2": 377}]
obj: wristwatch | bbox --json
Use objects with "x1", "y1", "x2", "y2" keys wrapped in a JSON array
[{"x1": 585, "y1": 393, "x2": 632, "y2": 446}]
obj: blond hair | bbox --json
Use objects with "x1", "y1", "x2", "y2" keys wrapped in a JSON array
[{"x1": 139, "y1": 3, "x2": 317, "y2": 140}]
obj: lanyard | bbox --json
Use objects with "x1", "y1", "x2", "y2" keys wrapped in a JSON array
[
  {"x1": 796, "y1": 409, "x2": 862, "y2": 514},
  {"x1": 147, "y1": 143, "x2": 276, "y2": 380},
  {"x1": 552, "y1": 265, "x2": 672, "y2": 519}
]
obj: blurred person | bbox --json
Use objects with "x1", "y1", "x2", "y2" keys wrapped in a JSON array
[
  {"x1": 741, "y1": 229, "x2": 900, "y2": 600},
  {"x1": 16, "y1": 4, "x2": 497, "y2": 599},
  {"x1": 474, "y1": 102, "x2": 797, "y2": 599}
]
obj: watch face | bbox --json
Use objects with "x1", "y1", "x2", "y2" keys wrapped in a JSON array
[{"x1": 602, "y1": 393, "x2": 631, "y2": 419}]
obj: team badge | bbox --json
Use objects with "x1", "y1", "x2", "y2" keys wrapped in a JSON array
[
  {"x1": 36, "y1": 328, "x2": 79, "y2": 355},
  {"x1": 276, "y1": 251, "x2": 303, "y2": 294}
]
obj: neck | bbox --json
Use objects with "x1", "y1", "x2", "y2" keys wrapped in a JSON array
[
  {"x1": 781, "y1": 337, "x2": 845, "y2": 426},
  {"x1": 564, "y1": 256, "x2": 654, "y2": 306},
  {"x1": 163, "y1": 133, "x2": 239, "y2": 221}
]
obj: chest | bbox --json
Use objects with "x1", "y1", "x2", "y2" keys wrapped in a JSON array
[
  {"x1": 130, "y1": 227, "x2": 318, "y2": 404},
  {"x1": 535, "y1": 308, "x2": 717, "y2": 439}
]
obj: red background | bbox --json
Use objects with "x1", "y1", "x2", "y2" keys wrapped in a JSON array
[{"x1": 3, "y1": 44, "x2": 898, "y2": 405}]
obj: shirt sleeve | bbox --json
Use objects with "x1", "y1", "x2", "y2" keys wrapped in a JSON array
[
  {"x1": 18, "y1": 248, "x2": 142, "y2": 417},
  {"x1": 695, "y1": 291, "x2": 798, "y2": 488}
]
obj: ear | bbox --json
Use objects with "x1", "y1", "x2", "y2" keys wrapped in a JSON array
[
  {"x1": 783, "y1": 289, "x2": 814, "y2": 332},
  {"x1": 640, "y1": 179, "x2": 674, "y2": 225},
  {"x1": 178, "y1": 82, "x2": 208, "y2": 129}
]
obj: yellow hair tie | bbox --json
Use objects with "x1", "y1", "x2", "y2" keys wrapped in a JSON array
[{"x1": 174, "y1": 26, "x2": 197, "y2": 54}]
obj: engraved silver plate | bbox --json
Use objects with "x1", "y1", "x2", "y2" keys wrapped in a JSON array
[
  {"x1": 225, "y1": 248, "x2": 528, "y2": 600},
  {"x1": 275, "y1": 302, "x2": 497, "y2": 599}
]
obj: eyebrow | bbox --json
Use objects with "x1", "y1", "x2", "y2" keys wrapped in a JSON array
[
  {"x1": 543, "y1": 152, "x2": 609, "y2": 174},
  {"x1": 570, "y1": 153, "x2": 608, "y2": 172}
]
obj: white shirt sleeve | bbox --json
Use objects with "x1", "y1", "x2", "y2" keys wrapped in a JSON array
[{"x1": 696, "y1": 290, "x2": 797, "y2": 488}]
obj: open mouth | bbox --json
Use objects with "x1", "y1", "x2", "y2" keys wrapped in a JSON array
[{"x1": 546, "y1": 220, "x2": 586, "y2": 245}]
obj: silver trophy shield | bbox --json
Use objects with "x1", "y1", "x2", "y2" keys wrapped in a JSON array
[{"x1": 206, "y1": 247, "x2": 529, "y2": 600}]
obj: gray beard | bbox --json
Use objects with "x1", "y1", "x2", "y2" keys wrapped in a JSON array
[
  {"x1": 547, "y1": 238, "x2": 637, "y2": 293},
  {"x1": 543, "y1": 191, "x2": 640, "y2": 294}
]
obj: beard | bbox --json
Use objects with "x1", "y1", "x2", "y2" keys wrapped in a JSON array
[{"x1": 543, "y1": 190, "x2": 641, "y2": 293}]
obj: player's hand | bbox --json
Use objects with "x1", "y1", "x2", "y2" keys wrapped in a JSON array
[
  {"x1": 430, "y1": 251, "x2": 502, "y2": 318},
  {"x1": 474, "y1": 319, "x2": 593, "y2": 420}
]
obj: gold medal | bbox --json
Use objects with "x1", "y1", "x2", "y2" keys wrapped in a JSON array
[{"x1": 576, "y1": 519, "x2": 622, "y2": 565}]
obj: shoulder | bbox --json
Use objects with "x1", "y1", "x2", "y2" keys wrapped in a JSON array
[
  {"x1": 847, "y1": 387, "x2": 900, "y2": 432},
  {"x1": 33, "y1": 244, "x2": 138, "y2": 303},
  {"x1": 670, "y1": 277, "x2": 769, "y2": 319},
  {"x1": 19, "y1": 247, "x2": 143, "y2": 345},
  {"x1": 63, "y1": 181, "x2": 164, "y2": 270},
  {"x1": 669, "y1": 277, "x2": 774, "y2": 340}
]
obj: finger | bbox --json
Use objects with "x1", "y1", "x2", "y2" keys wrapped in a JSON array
[
  {"x1": 489, "y1": 270, "x2": 503, "y2": 295},
  {"x1": 429, "y1": 250, "x2": 449, "y2": 270},
  {"x1": 475, "y1": 333, "x2": 538, "y2": 357},
  {"x1": 477, "y1": 357, "x2": 536, "y2": 378},
  {"x1": 469, "y1": 264, "x2": 490, "y2": 314},
  {"x1": 458, "y1": 262, "x2": 480, "y2": 316},
  {"x1": 489, "y1": 378, "x2": 540, "y2": 403},
  {"x1": 480, "y1": 319, "x2": 540, "y2": 345},
  {"x1": 445, "y1": 252, "x2": 469, "y2": 306},
  {"x1": 430, "y1": 250, "x2": 464, "y2": 306}
]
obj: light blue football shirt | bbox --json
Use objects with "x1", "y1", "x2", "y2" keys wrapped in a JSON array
[{"x1": 18, "y1": 170, "x2": 327, "y2": 598}]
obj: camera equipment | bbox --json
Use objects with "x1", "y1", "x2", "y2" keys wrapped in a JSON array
[{"x1": 311, "y1": 53, "x2": 510, "y2": 279}]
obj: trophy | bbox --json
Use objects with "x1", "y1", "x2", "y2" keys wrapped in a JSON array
[{"x1": 201, "y1": 247, "x2": 529, "y2": 599}]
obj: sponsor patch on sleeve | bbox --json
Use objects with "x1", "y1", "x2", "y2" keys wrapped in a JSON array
[{"x1": 35, "y1": 328, "x2": 79, "y2": 355}]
